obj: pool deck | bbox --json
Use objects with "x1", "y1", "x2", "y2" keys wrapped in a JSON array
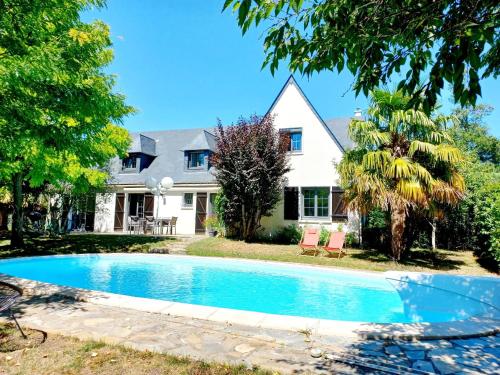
[{"x1": 2, "y1": 291, "x2": 499, "y2": 374}]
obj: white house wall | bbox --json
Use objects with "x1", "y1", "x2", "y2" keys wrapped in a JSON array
[{"x1": 261, "y1": 80, "x2": 348, "y2": 234}]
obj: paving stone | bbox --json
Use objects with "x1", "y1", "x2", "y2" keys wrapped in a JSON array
[
  {"x1": 358, "y1": 341, "x2": 385, "y2": 352},
  {"x1": 385, "y1": 345, "x2": 402, "y2": 356},
  {"x1": 483, "y1": 347, "x2": 500, "y2": 357},
  {"x1": 431, "y1": 356, "x2": 464, "y2": 375},
  {"x1": 360, "y1": 350, "x2": 386, "y2": 358},
  {"x1": 452, "y1": 338, "x2": 490, "y2": 350},
  {"x1": 405, "y1": 350, "x2": 425, "y2": 361},
  {"x1": 412, "y1": 360, "x2": 435, "y2": 373},
  {"x1": 397, "y1": 339, "x2": 452, "y2": 351}
]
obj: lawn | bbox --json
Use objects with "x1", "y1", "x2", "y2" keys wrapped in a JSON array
[
  {"x1": 0, "y1": 232, "x2": 176, "y2": 259},
  {"x1": 0, "y1": 323, "x2": 272, "y2": 375},
  {"x1": 187, "y1": 237, "x2": 496, "y2": 275}
]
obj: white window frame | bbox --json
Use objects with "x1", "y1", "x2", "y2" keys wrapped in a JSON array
[{"x1": 301, "y1": 187, "x2": 329, "y2": 218}]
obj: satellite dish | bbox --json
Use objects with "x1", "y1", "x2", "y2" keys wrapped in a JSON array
[
  {"x1": 160, "y1": 176, "x2": 174, "y2": 189},
  {"x1": 145, "y1": 176, "x2": 157, "y2": 189}
]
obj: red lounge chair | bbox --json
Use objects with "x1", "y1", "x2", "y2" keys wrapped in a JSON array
[
  {"x1": 298, "y1": 228, "x2": 320, "y2": 256},
  {"x1": 323, "y1": 231, "x2": 346, "y2": 258}
]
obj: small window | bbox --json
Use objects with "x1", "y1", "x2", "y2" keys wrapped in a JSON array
[
  {"x1": 183, "y1": 193, "x2": 193, "y2": 207},
  {"x1": 281, "y1": 128, "x2": 302, "y2": 152},
  {"x1": 188, "y1": 151, "x2": 205, "y2": 169},
  {"x1": 302, "y1": 188, "x2": 329, "y2": 218},
  {"x1": 122, "y1": 156, "x2": 137, "y2": 171}
]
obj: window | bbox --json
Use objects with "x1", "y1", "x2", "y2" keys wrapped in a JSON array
[
  {"x1": 302, "y1": 188, "x2": 329, "y2": 217},
  {"x1": 183, "y1": 193, "x2": 193, "y2": 207},
  {"x1": 188, "y1": 151, "x2": 205, "y2": 169},
  {"x1": 122, "y1": 156, "x2": 137, "y2": 170},
  {"x1": 281, "y1": 128, "x2": 302, "y2": 152}
]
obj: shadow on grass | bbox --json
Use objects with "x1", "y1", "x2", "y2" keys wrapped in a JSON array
[
  {"x1": 0, "y1": 232, "x2": 175, "y2": 259},
  {"x1": 350, "y1": 248, "x2": 466, "y2": 271}
]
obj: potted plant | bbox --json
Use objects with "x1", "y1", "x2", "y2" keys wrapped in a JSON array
[{"x1": 204, "y1": 215, "x2": 220, "y2": 237}]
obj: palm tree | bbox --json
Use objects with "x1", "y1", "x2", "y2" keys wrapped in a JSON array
[{"x1": 338, "y1": 90, "x2": 465, "y2": 260}]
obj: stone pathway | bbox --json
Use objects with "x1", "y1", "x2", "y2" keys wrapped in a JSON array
[
  {"x1": 1, "y1": 295, "x2": 498, "y2": 374},
  {"x1": 149, "y1": 235, "x2": 203, "y2": 254}
]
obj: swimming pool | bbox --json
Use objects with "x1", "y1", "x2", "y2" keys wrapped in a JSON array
[{"x1": 0, "y1": 254, "x2": 495, "y2": 324}]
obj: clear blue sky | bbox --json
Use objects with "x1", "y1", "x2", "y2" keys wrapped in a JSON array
[{"x1": 84, "y1": 0, "x2": 499, "y2": 136}]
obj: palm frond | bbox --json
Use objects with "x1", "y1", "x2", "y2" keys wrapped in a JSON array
[
  {"x1": 408, "y1": 140, "x2": 436, "y2": 157},
  {"x1": 397, "y1": 179, "x2": 426, "y2": 204},
  {"x1": 434, "y1": 144, "x2": 462, "y2": 163},
  {"x1": 362, "y1": 150, "x2": 392, "y2": 170},
  {"x1": 386, "y1": 158, "x2": 413, "y2": 179},
  {"x1": 431, "y1": 180, "x2": 464, "y2": 205}
]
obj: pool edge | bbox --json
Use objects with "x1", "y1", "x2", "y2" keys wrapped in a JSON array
[{"x1": 1, "y1": 269, "x2": 499, "y2": 341}]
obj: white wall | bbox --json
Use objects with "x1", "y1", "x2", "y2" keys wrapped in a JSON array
[
  {"x1": 261, "y1": 80, "x2": 348, "y2": 234},
  {"x1": 271, "y1": 81, "x2": 344, "y2": 187},
  {"x1": 94, "y1": 188, "x2": 218, "y2": 235},
  {"x1": 94, "y1": 193, "x2": 116, "y2": 233}
]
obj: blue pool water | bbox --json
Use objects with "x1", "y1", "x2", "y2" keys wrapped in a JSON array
[{"x1": 0, "y1": 254, "x2": 491, "y2": 323}]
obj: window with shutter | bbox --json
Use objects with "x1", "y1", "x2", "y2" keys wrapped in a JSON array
[
  {"x1": 283, "y1": 187, "x2": 299, "y2": 220},
  {"x1": 331, "y1": 187, "x2": 347, "y2": 219}
]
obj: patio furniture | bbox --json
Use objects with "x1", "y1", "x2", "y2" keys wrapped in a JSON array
[
  {"x1": 127, "y1": 216, "x2": 141, "y2": 234},
  {"x1": 298, "y1": 228, "x2": 320, "y2": 256},
  {"x1": 323, "y1": 231, "x2": 346, "y2": 258},
  {"x1": 145, "y1": 216, "x2": 156, "y2": 234},
  {"x1": 170, "y1": 216, "x2": 177, "y2": 235},
  {"x1": 0, "y1": 281, "x2": 27, "y2": 338}
]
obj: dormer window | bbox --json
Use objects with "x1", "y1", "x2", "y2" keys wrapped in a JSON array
[
  {"x1": 188, "y1": 151, "x2": 205, "y2": 169},
  {"x1": 122, "y1": 156, "x2": 137, "y2": 170}
]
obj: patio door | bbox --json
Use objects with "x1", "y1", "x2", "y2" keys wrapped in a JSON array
[
  {"x1": 195, "y1": 192, "x2": 207, "y2": 234},
  {"x1": 114, "y1": 193, "x2": 125, "y2": 230},
  {"x1": 144, "y1": 194, "x2": 154, "y2": 217}
]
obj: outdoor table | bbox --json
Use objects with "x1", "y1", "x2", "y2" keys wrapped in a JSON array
[{"x1": 157, "y1": 217, "x2": 172, "y2": 235}]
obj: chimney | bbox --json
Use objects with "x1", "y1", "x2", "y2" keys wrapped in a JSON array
[{"x1": 353, "y1": 108, "x2": 362, "y2": 118}]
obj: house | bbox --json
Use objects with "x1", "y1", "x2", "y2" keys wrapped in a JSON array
[{"x1": 94, "y1": 76, "x2": 358, "y2": 235}]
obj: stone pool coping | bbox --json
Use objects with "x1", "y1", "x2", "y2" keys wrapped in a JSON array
[{"x1": 1, "y1": 253, "x2": 499, "y2": 341}]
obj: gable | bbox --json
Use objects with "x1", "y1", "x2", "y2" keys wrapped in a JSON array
[{"x1": 266, "y1": 76, "x2": 345, "y2": 153}]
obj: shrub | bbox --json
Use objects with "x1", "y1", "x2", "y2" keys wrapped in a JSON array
[
  {"x1": 269, "y1": 224, "x2": 302, "y2": 244},
  {"x1": 319, "y1": 226, "x2": 330, "y2": 246}
]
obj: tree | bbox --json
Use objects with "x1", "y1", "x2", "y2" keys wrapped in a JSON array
[
  {"x1": 437, "y1": 106, "x2": 499, "y2": 269},
  {"x1": 338, "y1": 90, "x2": 465, "y2": 260},
  {"x1": 449, "y1": 105, "x2": 500, "y2": 164},
  {"x1": 0, "y1": 0, "x2": 133, "y2": 247},
  {"x1": 223, "y1": 0, "x2": 499, "y2": 111},
  {"x1": 212, "y1": 115, "x2": 290, "y2": 241}
]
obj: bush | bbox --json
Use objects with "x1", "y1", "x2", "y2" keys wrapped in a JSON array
[
  {"x1": 268, "y1": 224, "x2": 302, "y2": 244},
  {"x1": 319, "y1": 226, "x2": 330, "y2": 246}
]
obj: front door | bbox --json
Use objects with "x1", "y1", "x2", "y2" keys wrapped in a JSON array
[
  {"x1": 195, "y1": 192, "x2": 207, "y2": 234},
  {"x1": 114, "y1": 193, "x2": 125, "y2": 230}
]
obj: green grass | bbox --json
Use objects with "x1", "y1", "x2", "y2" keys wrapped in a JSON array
[
  {"x1": 0, "y1": 232, "x2": 176, "y2": 259},
  {"x1": 0, "y1": 323, "x2": 273, "y2": 375},
  {"x1": 187, "y1": 237, "x2": 496, "y2": 275}
]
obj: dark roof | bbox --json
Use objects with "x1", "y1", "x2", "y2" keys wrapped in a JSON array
[
  {"x1": 129, "y1": 134, "x2": 157, "y2": 155},
  {"x1": 109, "y1": 128, "x2": 217, "y2": 186},
  {"x1": 325, "y1": 117, "x2": 356, "y2": 150}
]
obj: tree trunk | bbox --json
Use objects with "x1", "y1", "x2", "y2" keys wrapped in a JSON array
[
  {"x1": 11, "y1": 173, "x2": 24, "y2": 248},
  {"x1": 430, "y1": 218, "x2": 436, "y2": 250},
  {"x1": 390, "y1": 205, "x2": 406, "y2": 260}
]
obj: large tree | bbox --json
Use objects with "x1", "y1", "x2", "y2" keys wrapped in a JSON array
[
  {"x1": 338, "y1": 90, "x2": 465, "y2": 260},
  {"x1": 212, "y1": 115, "x2": 290, "y2": 241},
  {"x1": 0, "y1": 0, "x2": 133, "y2": 247},
  {"x1": 223, "y1": 0, "x2": 499, "y2": 111}
]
